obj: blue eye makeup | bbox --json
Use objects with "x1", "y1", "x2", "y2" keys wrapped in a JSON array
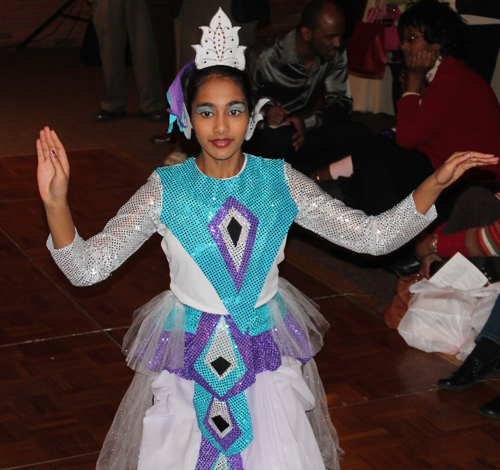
[
  {"x1": 195, "y1": 106, "x2": 214, "y2": 116},
  {"x1": 228, "y1": 104, "x2": 246, "y2": 116}
]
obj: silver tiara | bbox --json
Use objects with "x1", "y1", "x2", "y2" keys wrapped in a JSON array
[
  {"x1": 167, "y1": 8, "x2": 268, "y2": 140},
  {"x1": 193, "y1": 8, "x2": 246, "y2": 70}
]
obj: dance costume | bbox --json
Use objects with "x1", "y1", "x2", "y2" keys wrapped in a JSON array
[{"x1": 48, "y1": 155, "x2": 435, "y2": 469}]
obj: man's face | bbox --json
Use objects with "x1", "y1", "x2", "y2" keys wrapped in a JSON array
[{"x1": 308, "y1": 6, "x2": 345, "y2": 62}]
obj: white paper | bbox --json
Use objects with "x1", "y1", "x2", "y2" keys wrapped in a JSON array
[{"x1": 429, "y1": 252, "x2": 488, "y2": 290}]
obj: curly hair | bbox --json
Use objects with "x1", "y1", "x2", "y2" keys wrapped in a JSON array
[{"x1": 398, "y1": 0, "x2": 467, "y2": 59}]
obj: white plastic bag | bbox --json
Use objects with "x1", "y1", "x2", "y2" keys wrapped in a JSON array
[
  {"x1": 469, "y1": 282, "x2": 500, "y2": 333},
  {"x1": 457, "y1": 282, "x2": 500, "y2": 360},
  {"x1": 397, "y1": 280, "x2": 477, "y2": 354}
]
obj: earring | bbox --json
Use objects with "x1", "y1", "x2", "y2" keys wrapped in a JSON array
[{"x1": 245, "y1": 98, "x2": 269, "y2": 141}]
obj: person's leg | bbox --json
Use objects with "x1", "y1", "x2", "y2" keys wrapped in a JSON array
[
  {"x1": 328, "y1": 156, "x2": 353, "y2": 179},
  {"x1": 292, "y1": 120, "x2": 371, "y2": 176},
  {"x1": 144, "y1": 0, "x2": 178, "y2": 142},
  {"x1": 126, "y1": 0, "x2": 163, "y2": 114},
  {"x1": 438, "y1": 294, "x2": 500, "y2": 391},
  {"x1": 339, "y1": 136, "x2": 434, "y2": 215},
  {"x1": 93, "y1": 0, "x2": 128, "y2": 113},
  {"x1": 144, "y1": 0, "x2": 178, "y2": 93},
  {"x1": 476, "y1": 295, "x2": 500, "y2": 348},
  {"x1": 243, "y1": 124, "x2": 296, "y2": 161},
  {"x1": 477, "y1": 293, "x2": 500, "y2": 419}
]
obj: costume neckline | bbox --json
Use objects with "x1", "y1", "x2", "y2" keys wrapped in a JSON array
[{"x1": 193, "y1": 154, "x2": 248, "y2": 181}]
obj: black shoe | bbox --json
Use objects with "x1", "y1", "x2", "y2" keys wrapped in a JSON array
[
  {"x1": 437, "y1": 354, "x2": 500, "y2": 391},
  {"x1": 383, "y1": 253, "x2": 421, "y2": 275},
  {"x1": 479, "y1": 394, "x2": 500, "y2": 419},
  {"x1": 94, "y1": 108, "x2": 126, "y2": 122},
  {"x1": 141, "y1": 110, "x2": 167, "y2": 122},
  {"x1": 150, "y1": 133, "x2": 175, "y2": 144}
]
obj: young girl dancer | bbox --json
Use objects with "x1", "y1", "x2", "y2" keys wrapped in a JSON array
[{"x1": 36, "y1": 9, "x2": 496, "y2": 470}]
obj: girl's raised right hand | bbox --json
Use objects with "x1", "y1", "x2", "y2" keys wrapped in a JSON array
[{"x1": 37, "y1": 127, "x2": 70, "y2": 206}]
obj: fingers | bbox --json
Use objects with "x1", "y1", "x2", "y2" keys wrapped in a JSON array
[
  {"x1": 39, "y1": 127, "x2": 54, "y2": 156},
  {"x1": 36, "y1": 138, "x2": 45, "y2": 163},
  {"x1": 293, "y1": 134, "x2": 305, "y2": 151},
  {"x1": 419, "y1": 262, "x2": 429, "y2": 279},
  {"x1": 408, "y1": 50, "x2": 436, "y2": 72},
  {"x1": 49, "y1": 148, "x2": 65, "y2": 176},
  {"x1": 38, "y1": 126, "x2": 69, "y2": 172},
  {"x1": 446, "y1": 151, "x2": 496, "y2": 164},
  {"x1": 50, "y1": 129, "x2": 65, "y2": 155},
  {"x1": 43, "y1": 126, "x2": 57, "y2": 150},
  {"x1": 266, "y1": 107, "x2": 289, "y2": 126},
  {"x1": 39, "y1": 125, "x2": 69, "y2": 160}
]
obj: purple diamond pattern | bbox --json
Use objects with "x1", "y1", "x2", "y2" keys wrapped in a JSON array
[
  {"x1": 204, "y1": 397, "x2": 242, "y2": 451},
  {"x1": 208, "y1": 197, "x2": 258, "y2": 292},
  {"x1": 195, "y1": 436, "x2": 244, "y2": 470}
]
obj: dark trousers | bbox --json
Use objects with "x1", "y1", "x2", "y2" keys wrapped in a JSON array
[
  {"x1": 478, "y1": 294, "x2": 500, "y2": 347},
  {"x1": 144, "y1": 0, "x2": 179, "y2": 93},
  {"x1": 244, "y1": 120, "x2": 371, "y2": 176},
  {"x1": 339, "y1": 135, "x2": 435, "y2": 216},
  {"x1": 93, "y1": 0, "x2": 163, "y2": 113}
]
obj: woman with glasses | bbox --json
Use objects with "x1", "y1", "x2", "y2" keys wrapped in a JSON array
[{"x1": 313, "y1": 0, "x2": 500, "y2": 220}]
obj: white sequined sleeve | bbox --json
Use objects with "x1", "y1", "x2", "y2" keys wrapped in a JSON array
[
  {"x1": 47, "y1": 172, "x2": 163, "y2": 286},
  {"x1": 285, "y1": 164, "x2": 436, "y2": 255}
]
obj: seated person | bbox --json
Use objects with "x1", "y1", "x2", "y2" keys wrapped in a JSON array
[
  {"x1": 437, "y1": 292, "x2": 500, "y2": 419},
  {"x1": 416, "y1": 185, "x2": 500, "y2": 419},
  {"x1": 416, "y1": 185, "x2": 500, "y2": 279},
  {"x1": 314, "y1": 0, "x2": 500, "y2": 216},
  {"x1": 244, "y1": 0, "x2": 371, "y2": 176}
]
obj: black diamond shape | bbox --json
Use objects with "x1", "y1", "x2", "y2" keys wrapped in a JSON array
[
  {"x1": 227, "y1": 217, "x2": 242, "y2": 247},
  {"x1": 212, "y1": 415, "x2": 230, "y2": 433},
  {"x1": 211, "y1": 356, "x2": 231, "y2": 376}
]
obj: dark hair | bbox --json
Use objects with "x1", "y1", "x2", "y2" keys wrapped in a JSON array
[
  {"x1": 398, "y1": 0, "x2": 467, "y2": 58},
  {"x1": 182, "y1": 65, "x2": 255, "y2": 117},
  {"x1": 299, "y1": 0, "x2": 343, "y2": 32}
]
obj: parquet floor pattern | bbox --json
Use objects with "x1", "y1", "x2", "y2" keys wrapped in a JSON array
[{"x1": 2, "y1": 149, "x2": 500, "y2": 469}]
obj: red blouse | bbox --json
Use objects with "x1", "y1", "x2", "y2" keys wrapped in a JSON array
[{"x1": 396, "y1": 56, "x2": 500, "y2": 180}]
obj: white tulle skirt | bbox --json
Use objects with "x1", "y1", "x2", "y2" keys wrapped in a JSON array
[{"x1": 96, "y1": 278, "x2": 342, "y2": 470}]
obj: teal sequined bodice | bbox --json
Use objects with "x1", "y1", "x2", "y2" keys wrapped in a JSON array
[{"x1": 155, "y1": 156, "x2": 299, "y2": 333}]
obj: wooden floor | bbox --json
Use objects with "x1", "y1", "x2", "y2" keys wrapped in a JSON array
[{"x1": 2, "y1": 148, "x2": 500, "y2": 469}]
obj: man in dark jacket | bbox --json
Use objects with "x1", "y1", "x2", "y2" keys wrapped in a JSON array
[{"x1": 245, "y1": 0, "x2": 370, "y2": 175}]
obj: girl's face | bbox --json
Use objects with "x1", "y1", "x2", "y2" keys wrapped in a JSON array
[
  {"x1": 191, "y1": 76, "x2": 249, "y2": 163},
  {"x1": 399, "y1": 26, "x2": 441, "y2": 64}
]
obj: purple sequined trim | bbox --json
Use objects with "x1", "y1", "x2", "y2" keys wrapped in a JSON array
[
  {"x1": 203, "y1": 397, "x2": 242, "y2": 451},
  {"x1": 281, "y1": 312, "x2": 315, "y2": 360},
  {"x1": 139, "y1": 312, "x2": 313, "y2": 381},
  {"x1": 185, "y1": 314, "x2": 279, "y2": 399},
  {"x1": 228, "y1": 453, "x2": 244, "y2": 470},
  {"x1": 208, "y1": 196, "x2": 258, "y2": 292},
  {"x1": 195, "y1": 436, "x2": 219, "y2": 470},
  {"x1": 195, "y1": 437, "x2": 245, "y2": 470}
]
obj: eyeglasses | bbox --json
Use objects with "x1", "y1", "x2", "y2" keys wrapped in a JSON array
[{"x1": 399, "y1": 34, "x2": 425, "y2": 45}]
